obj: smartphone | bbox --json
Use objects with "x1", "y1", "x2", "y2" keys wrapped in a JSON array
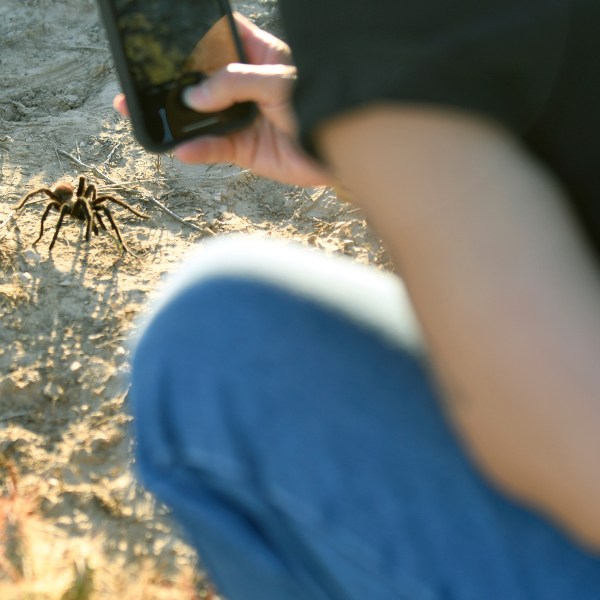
[{"x1": 97, "y1": 0, "x2": 257, "y2": 152}]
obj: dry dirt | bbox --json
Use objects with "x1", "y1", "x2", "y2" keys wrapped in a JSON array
[{"x1": 0, "y1": 1, "x2": 389, "y2": 597}]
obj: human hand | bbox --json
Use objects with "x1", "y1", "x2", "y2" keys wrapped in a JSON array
[{"x1": 113, "y1": 14, "x2": 331, "y2": 187}]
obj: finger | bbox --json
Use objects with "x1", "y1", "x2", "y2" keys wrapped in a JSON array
[
  {"x1": 174, "y1": 136, "x2": 237, "y2": 165},
  {"x1": 232, "y1": 12, "x2": 292, "y2": 64},
  {"x1": 113, "y1": 93, "x2": 129, "y2": 117},
  {"x1": 183, "y1": 63, "x2": 296, "y2": 112},
  {"x1": 183, "y1": 63, "x2": 297, "y2": 134},
  {"x1": 232, "y1": 12, "x2": 266, "y2": 40}
]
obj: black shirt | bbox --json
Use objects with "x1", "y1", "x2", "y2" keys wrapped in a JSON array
[{"x1": 278, "y1": 0, "x2": 600, "y2": 263}]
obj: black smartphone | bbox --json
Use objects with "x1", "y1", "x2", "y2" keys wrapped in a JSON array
[{"x1": 97, "y1": 0, "x2": 257, "y2": 152}]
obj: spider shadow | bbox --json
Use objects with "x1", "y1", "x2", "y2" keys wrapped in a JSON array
[
  {"x1": 12, "y1": 228, "x2": 131, "y2": 422},
  {"x1": 51, "y1": 222, "x2": 129, "y2": 317}
]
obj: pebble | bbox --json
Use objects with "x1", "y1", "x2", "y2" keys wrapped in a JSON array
[
  {"x1": 22, "y1": 249, "x2": 40, "y2": 265},
  {"x1": 43, "y1": 381, "x2": 64, "y2": 400},
  {"x1": 18, "y1": 272, "x2": 33, "y2": 284},
  {"x1": 70, "y1": 361, "x2": 82, "y2": 373}
]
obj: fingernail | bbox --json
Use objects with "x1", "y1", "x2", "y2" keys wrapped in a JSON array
[{"x1": 182, "y1": 85, "x2": 209, "y2": 109}]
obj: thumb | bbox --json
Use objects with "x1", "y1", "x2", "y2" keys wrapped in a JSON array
[{"x1": 182, "y1": 63, "x2": 298, "y2": 133}]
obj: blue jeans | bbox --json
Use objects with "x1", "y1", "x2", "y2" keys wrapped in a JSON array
[{"x1": 131, "y1": 236, "x2": 600, "y2": 599}]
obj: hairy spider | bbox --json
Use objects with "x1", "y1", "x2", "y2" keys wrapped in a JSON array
[{"x1": 14, "y1": 176, "x2": 149, "y2": 254}]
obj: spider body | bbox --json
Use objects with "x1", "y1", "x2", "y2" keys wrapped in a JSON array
[{"x1": 14, "y1": 176, "x2": 149, "y2": 254}]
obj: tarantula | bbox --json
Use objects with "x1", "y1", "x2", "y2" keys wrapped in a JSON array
[{"x1": 14, "y1": 176, "x2": 149, "y2": 254}]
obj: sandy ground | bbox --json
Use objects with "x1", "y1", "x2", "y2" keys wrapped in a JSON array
[{"x1": 0, "y1": 0, "x2": 389, "y2": 597}]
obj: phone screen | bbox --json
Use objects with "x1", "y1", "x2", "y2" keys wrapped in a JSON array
[{"x1": 101, "y1": 0, "x2": 254, "y2": 149}]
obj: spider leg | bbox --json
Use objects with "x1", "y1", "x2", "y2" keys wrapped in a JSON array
[
  {"x1": 76, "y1": 176, "x2": 86, "y2": 197},
  {"x1": 94, "y1": 211, "x2": 107, "y2": 233},
  {"x1": 84, "y1": 182, "x2": 97, "y2": 202},
  {"x1": 76, "y1": 198, "x2": 95, "y2": 242},
  {"x1": 48, "y1": 204, "x2": 71, "y2": 251},
  {"x1": 93, "y1": 196, "x2": 149, "y2": 219},
  {"x1": 97, "y1": 205, "x2": 132, "y2": 254},
  {"x1": 15, "y1": 188, "x2": 59, "y2": 210},
  {"x1": 32, "y1": 201, "x2": 61, "y2": 245}
]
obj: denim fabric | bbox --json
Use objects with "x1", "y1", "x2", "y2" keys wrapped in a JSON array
[{"x1": 131, "y1": 264, "x2": 600, "y2": 599}]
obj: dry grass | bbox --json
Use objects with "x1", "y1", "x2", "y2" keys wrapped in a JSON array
[{"x1": 0, "y1": 459, "x2": 217, "y2": 600}]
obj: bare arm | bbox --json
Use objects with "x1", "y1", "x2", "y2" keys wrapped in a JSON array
[{"x1": 316, "y1": 104, "x2": 600, "y2": 549}]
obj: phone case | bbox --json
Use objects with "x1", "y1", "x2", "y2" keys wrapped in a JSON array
[{"x1": 97, "y1": 0, "x2": 257, "y2": 152}]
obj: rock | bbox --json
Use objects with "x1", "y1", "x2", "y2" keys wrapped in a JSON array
[
  {"x1": 22, "y1": 249, "x2": 40, "y2": 265},
  {"x1": 43, "y1": 381, "x2": 64, "y2": 401},
  {"x1": 17, "y1": 272, "x2": 33, "y2": 285}
]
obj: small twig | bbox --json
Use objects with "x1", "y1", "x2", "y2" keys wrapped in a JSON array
[
  {"x1": 0, "y1": 411, "x2": 32, "y2": 423},
  {"x1": 0, "y1": 205, "x2": 26, "y2": 240},
  {"x1": 100, "y1": 178, "x2": 166, "y2": 189},
  {"x1": 60, "y1": 45, "x2": 106, "y2": 52},
  {"x1": 102, "y1": 143, "x2": 121, "y2": 165},
  {"x1": 198, "y1": 166, "x2": 251, "y2": 180},
  {"x1": 56, "y1": 149, "x2": 114, "y2": 184},
  {"x1": 56, "y1": 149, "x2": 206, "y2": 232},
  {"x1": 0, "y1": 212, "x2": 15, "y2": 232}
]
